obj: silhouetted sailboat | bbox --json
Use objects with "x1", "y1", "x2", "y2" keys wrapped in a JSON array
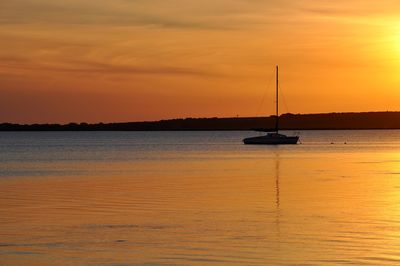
[{"x1": 243, "y1": 66, "x2": 299, "y2": 145}]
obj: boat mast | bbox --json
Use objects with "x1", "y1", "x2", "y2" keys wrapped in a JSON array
[{"x1": 275, "y1": 65, "x2": 279, "y2": 133}]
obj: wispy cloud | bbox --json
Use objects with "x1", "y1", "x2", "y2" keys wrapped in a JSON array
[
  {"x1": 0, "y1": 0, "x2": 300, "y2": 30},
  {"x1": 0, "y1": 1, "x2": 235, "y2": 29},
  {"x1": 0, "y1": 57, "x2": 218, "y2": 77},
  {"x1": 299, "y1": 1, "x2": 400, "y2": 18}
]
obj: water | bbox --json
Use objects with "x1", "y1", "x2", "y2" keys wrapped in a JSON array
[{"x1": 0, "y1": 130, "x2": 399, "y2": 265}]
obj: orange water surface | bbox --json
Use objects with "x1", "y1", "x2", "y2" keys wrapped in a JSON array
[{"x1": 0, "y1": 131, "x2": 399, "y2": 265}]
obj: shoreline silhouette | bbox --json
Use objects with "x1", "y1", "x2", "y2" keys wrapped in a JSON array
[{"x1": 1, "y1": 111, "x2": 400, "y2": 131}]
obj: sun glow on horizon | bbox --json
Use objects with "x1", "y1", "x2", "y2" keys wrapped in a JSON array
[{"x1": 391, "y1": 24, "x2": 400, "y2": 59}]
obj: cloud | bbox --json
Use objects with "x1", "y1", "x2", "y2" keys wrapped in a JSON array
[
  {"x1": 0, "y1": 0, "x2": 297, "y2": 30},
  {"x1": 49, "y1": 62, "x2": 218, "y2": 77},
  {"x1": 0, "y1": 57, "x2": 218, "y2": 77},
  {"x1": 299, "y1": 0, "x2": 400, "y2": 18},
  {"x1": 0, "y1": 1, "x2": 230, "y2": 29},
  {"x1": 2, "y1": 0, "x2": 400, "y2": 32}
]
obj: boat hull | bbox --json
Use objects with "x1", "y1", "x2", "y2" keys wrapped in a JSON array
[{"x1": 243, "y1": 135, "x2": 299, "y2": 145}]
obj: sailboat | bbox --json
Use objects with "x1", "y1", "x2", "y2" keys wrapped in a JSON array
[{"x1": 243, "y1": 66, "x2": 299, "y2": 145}]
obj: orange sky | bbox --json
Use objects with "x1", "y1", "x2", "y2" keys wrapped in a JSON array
[{"x1": 1, "y1": 0, "x2": 400, "y2": 123}]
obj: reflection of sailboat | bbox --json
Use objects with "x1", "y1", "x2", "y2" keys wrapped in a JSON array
[
  {"x1": 275, "y1": 155, "x2": 281, "y2": 235},
  {"x1": 243, "y1": 66, "x2": 299, "y2": 145},
  {"x1": 275, "y1": 157, "x2": 280, "y2": 209}
]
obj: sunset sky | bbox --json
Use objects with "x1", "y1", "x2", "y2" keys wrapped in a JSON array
[{"x1": 1, "y1": 0, "x2": 400, "y2": 123}]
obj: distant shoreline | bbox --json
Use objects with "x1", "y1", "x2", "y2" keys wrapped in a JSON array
[{"x1": 2, "y1": 111, "x2": 400, "y2": 131}]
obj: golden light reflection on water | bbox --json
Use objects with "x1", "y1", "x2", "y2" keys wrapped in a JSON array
[{"x1": 0, "y1": 131, "x2": 400, "y2": 265}]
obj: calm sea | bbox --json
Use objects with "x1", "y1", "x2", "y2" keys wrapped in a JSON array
[{"x1": 0, "y1": 130, "x2": 399, "y2": 265}]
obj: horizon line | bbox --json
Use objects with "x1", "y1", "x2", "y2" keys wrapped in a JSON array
[{"x1": 1, "y1": 110, "x2": 399, "y2": 126}]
